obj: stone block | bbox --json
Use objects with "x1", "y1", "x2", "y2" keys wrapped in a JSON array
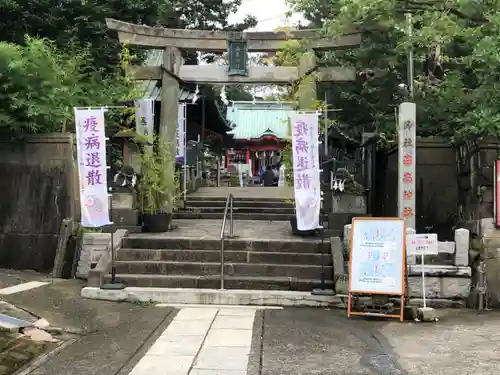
[
  {"x1": 417, "y1": 307, "x2": 437, "y2": 322},
  {"x1": 111, "y1": 209, "x2": 140, "y2": 226},
  {"x1": 81, "y1": 287, "x2": 345, "y2": 307},
  {"x1": 82, "y1": 233, "x2": 111, "y2": 245},
  {"x1": 406, "y1": 228, "x2": 416, "y2": 265},
  {"x1": 407, "y1": 276, "x2": 471, "y2": 299},
  {"x1": 454, "y1": 228, "x2": 470, "y2": 266},
  {"x1": 483, "y1": 257, "x2": 500, "y2": 307},
  {"x1": 479, "y1": 218, "x2": 495, "y2": 238},
  {"x1": 330, "y1": 237, "x2": 345, "y2": 277},
  {"x1": 332, "y1": 195, "x2": 366, "y2": 214},
  {"x1": 481, "y1": 228, "x2": 500, "y2": 250},
  {"x1": 343, "y1": 224, "x2": 352, "y2": 255},
  {"x1": 112, "y1": 193, "x2": 135, "y2": 209},
  {"x1": 438, "y1": 241, "x2": 455, "y2": 254},
  {"x1": 407, "y1": 265, "x2": 471, "y2": 277},
  {"x1": 335, "y1": 275, "x2": 348, "y2": 294}
]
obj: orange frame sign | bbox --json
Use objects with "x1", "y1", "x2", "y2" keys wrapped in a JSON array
[{"x1": 347, "y1": 217, "x2": 406, "y2": 322}]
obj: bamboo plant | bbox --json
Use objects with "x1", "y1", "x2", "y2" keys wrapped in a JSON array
[{"x1": 138, "y1": 139, "x2": 180, "y2": 215}]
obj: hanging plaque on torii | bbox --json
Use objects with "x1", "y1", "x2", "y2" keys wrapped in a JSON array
[{"x1": 227, "y1": 41, "x2": 248, "y2": 76}]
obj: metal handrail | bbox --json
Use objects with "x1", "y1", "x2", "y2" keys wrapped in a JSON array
[{"x1": 219, "y1": 193, "x2": 234, "y2": 289}]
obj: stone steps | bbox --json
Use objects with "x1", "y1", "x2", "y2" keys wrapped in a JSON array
[
  {"x1": 122, "y1": 237, "x2": 330, "y2": 253},
  {"x1": 177, "y1": 196, "x2": 296, "y2": 221},
  {"x1": 173, "y1": 212, "x2": 294, "y2": 220},
  {"x1": 186, "y1": 200, "x2": 294, "y2": 208},
  {"x1": 112, "y1": 231, "x2": 334, "y2": 292},
  {"x1": 118, "y1": 248, "x2": 331, "y2": 265},
  {"x1": 181, "y1": 206, "x2": 295, "y2": 214},
  {"x1": 107, "y1": 274, "x2": 334, "y2": 291},
  {"x1": 114, "y1": 260, "x2": 332, "y2": 279},
  {"x1": 186, "y1": 196, "x2": 291, "y2": 203}
]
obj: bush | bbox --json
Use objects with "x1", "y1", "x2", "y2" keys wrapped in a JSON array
[{"x1": 0, "y1": 37, "x2": 136, "y2": 137}]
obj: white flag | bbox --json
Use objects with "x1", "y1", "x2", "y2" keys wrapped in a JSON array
[
  {"x1": 74, "y1": 108, "x2": 111, "y2": 227},
  {"x1": 134, "y1": 99, "x2": 154, "y2": 152},
  {"x1": 291, "y1": 113, "x2": 321, "y2": 231},
  {"x1": 176, "y1": 102, "x2": 186, "y2": 163}
]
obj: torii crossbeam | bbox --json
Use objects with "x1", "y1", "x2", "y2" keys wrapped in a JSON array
[{"x1": 105, "y1": 18, "x2": 362, "y2": 149}]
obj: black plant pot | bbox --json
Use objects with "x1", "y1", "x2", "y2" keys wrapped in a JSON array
[
  {"x1": 142, "y1": 213, "x2": 172, "y2": 233},
  {"x1": 290, "y1": 216, "x2": 317, "y2": 237}
]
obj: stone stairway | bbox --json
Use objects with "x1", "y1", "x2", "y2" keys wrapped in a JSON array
[
  {"x1": 110, "y1": 233, "x2": 334, "y2": 291},
  {"x1": 174, "y1": 196, "x2": 294, "y2": 221}
]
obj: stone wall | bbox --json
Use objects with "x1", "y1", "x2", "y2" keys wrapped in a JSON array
[
  {"x1": 457, "y1": 139, "x2": 497, "y2": 222},
  {"x1": 0, "y1": 134, "x2": 77, "y2": 271},
  {"x1": 477, "y1": 220, "x2": 500, "y2": 307},
  {"x1": 376, "y1": 137, "x2": 458, "y2": 239},
  {"x1": 332, "y1": 224, "x2": 472, "y2": 305}
]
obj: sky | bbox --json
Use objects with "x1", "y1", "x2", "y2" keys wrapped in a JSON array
[{"x1": 227, "y1": 0, "x2": 305, "y2": 31}]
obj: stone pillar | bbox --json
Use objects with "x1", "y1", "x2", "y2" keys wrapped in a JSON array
[
  {"x1": 330, "y1": 237, "x2": 345, "y2": 277},
  {"x1": 343, "y1": 224, "x2": 352, "y2": 257},
  {"x1": 298, "y1": 51, "x2": 317, "y2": 111},
  {"x1": 160, "y1": 47, "x2": 182, "y2": 153},
  {"x1": 406, "y1": 227, "x2": 416, "y2": 265},
  {"x1": 455, "y1": 228, "x2": 470, "y2": 266},
  {"x1": 481, "y1": 229, "x2": 500, "y2": 306}
]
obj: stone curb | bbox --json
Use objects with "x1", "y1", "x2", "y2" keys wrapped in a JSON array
[{"x1": 81, "y1": 287, "x2": 346, "y2": 307}]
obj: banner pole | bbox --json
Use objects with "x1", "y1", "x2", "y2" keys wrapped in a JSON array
[{"x1": 183, "y1": 103, "x2": 188, "y2": 201}]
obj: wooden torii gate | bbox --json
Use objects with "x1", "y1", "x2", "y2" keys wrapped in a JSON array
[{"x1": 105, "y1": 18, "x2": 361, "y2": 147}]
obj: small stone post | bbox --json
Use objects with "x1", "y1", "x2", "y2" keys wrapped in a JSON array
[
  {"x1": 454, "y1": 228, "x2": 470, "y2": 266},
  {"x1": 343, "y1": 224, "x2": 352, "y2": 255}
]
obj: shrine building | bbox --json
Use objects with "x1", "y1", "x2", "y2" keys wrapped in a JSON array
[{"x1": 225, "y1": 101, "x2": 294, "y2": 176}]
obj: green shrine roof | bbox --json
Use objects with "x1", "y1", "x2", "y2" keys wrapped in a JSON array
[{"x1": 226, "y1": 101, "x2": 296, "y2": 140}]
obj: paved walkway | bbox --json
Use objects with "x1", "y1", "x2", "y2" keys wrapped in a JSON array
[
  {"x1": 129, "y1": 219, "x2": 321, "y2": 242},
  {"x1": 129, "y1": 307, "x2": 256, "y2": 375},
  {"x1": 3, "y1": 270, "x2": 500, "y2": 375}
]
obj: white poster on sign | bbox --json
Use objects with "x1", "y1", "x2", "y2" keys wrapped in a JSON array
[
  {"x1": 134, "y1": 99, "x2": 154, "y2": 152},
  {"x1": 74, "y1": 108, "x2": 111, "y2": 228},
  {"x1": 406, "y1": 233, "x2": 438, "y2": 255},
  {"x1": 176, "y1": 102, "x2": 186, "y2": 163},
  {"x1": 349, "y1": 219, "x2": 406, "y2": 294},
  {"x1": 291, "y1": 113, "x2": 321, "y2": 231}
]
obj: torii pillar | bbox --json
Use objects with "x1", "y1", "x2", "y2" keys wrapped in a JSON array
[{"x1": 160, "y1": 47, "x2": 183, "y2": 156}]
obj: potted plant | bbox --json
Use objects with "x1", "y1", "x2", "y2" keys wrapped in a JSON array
[{"x1": 138, "y1": 139, "x2": 180, "y2": 232}]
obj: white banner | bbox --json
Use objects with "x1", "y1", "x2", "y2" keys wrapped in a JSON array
[
  {"x1": 134, "y1": 99, "x2": 154, "y2": 152},
  {"x1": 74, "y1": 108, "x2": 111, "y2": 228},
  {"x1": 176, "y1": 102, "x2": 186, "y2": 163},
  {"x1": 291, "y1": 113, "x2": 321, "y2": 231}
]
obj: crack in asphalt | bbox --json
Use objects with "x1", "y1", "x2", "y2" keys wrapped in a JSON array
[{"x1": 359, "y1": 329, "x2": 408, "y2": 375}]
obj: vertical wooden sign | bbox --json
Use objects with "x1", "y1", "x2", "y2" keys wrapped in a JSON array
[{"x1": 398, "y1": 102, "x2": 416, "y2": 230}]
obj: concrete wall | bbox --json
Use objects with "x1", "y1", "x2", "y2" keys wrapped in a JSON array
[
  {"x1": 0, "y1": 134, "x2": 76, "y2": 271},
  {"x1": 376, "y1": 137, "x2": 458, "y2": 240}
]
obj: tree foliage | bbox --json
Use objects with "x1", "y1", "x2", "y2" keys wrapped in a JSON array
[
  {"x1": 0, "y1": 0, "x2": 256, "y2": 136},
  {"x1": 286, "y1": 0, "x2": 500, "y2": 141},
  {"x1": 0, "y1": 0, "x2": 257, "y2": 71},
  {"x1": 0, "y1": 37, "x2": 136, "y2": 136}
]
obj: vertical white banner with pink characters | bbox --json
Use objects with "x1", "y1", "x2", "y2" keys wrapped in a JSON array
[
  {"x1": 74, "y1": 108, "x2": 111, "y2": 227},
  {"x1": 291, "y1": 113, "x2": 321, "y2": 231}
]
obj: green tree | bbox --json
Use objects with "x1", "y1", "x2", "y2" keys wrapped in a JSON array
[
  {"x1": 0, "y1": 0, "x2": 257, "y2": 72},
  {"x1": 0, "y1": 37, "x2": 136, "y2": 136},
  {"x1": 286, "y1": 0, "x2": 500, "y2": 141}
]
